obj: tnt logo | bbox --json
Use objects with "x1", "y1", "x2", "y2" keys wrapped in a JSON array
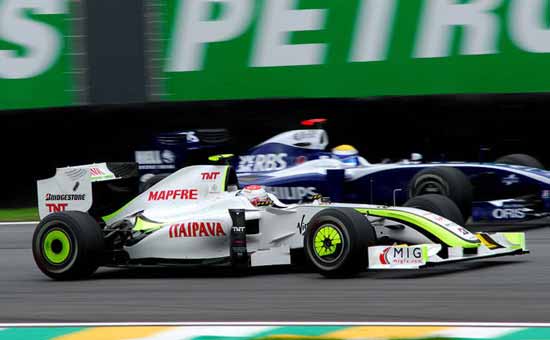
[
  {"x1": 46, "y1": 203, "x2": 68, "y2": 213},
  {"x1": 90, "y1": 168, "x2": 105, "y2": 177},
  {"x1": 201, "y1": 172, "x2": 220, "y2": 180}
]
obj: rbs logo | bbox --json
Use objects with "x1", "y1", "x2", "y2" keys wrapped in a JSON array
[{"x1": 237, "y1": 153, "x2": 287, "y2": 172}]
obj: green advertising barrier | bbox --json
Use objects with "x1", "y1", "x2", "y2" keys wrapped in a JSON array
[
  {"x1": 0, "y1": 0, "x2": 73, "y2": 110},
  {"x1": 162, "y1": 0, "x2": 550, "y2": 101}
]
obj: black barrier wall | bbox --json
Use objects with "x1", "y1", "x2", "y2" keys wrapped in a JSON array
[
  {"x1": 3, "y1": 94, "x2": 549, "y2": 207},
  {"x1": 85, "y1": 0, "x2": 147, "y2": 104}
]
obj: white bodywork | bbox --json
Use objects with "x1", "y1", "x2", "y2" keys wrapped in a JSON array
[{"x1": 37, "y1": 164, "x2": 528, "y2": 270}]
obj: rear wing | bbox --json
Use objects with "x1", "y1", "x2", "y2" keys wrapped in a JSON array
[
  {"x1": 135, "y1": 129, "x2": 231, "y2": 176},
  {"x1": 37, "y1": 163, "x2": 138, "y2": 220}
]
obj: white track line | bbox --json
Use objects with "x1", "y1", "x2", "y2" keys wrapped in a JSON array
[
  {"x1": 1, "y1": 322, "x2": 550, "y2": 327},
  {"x1": 0, "y1": 221, "x2": 38, "y2": 226}
]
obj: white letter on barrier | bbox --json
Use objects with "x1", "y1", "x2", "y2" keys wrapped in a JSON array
[
  {"x1": 168, "y1": 0, "x2": 253, "y2": 72},
  {"x1": 414, "y1": 0, "x2": 502, "y2": 58},
  {"x1": 252, "y1": 0, "x2": 327, "y2": 67},
  {"x1": 510, "y1": 0, "x2": 550, "y2": 53},
  {"x1": 351, "y1": 0, "x2": 397, "y2": 62},
  {"x1": 0, "y1": 0, "x2": 66, "y2": 79}
]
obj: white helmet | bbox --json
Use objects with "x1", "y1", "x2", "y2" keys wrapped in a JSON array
[{"x1": 241, "y1": 185, "x2": 272, "y2": 207}]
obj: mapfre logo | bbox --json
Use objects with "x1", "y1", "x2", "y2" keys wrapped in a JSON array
[
  {"x1": 201, "y1": 171, "x2": 220, "y2": 180},
  {"x1": 379, "y1": 247, "x2": 424, "y2": 265},
  {"x1": 237, "y1": 153, "x2": 287, "y2": 172},
  {"x1": 148, "y1": 189, "x2": 198, "y2": 201},
  {"x1": 169, "y1": 222, "x2": 226, "y2": 238}
]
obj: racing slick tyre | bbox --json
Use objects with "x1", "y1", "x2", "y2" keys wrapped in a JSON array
[
  {"x1": 496, "y1": 154, "x2": 544, "y2": 169},
  {"x1": 32, "y1": 211, "x2": 104, "y2": 280},
  {"x1": 304, "y1": 208, "x2": 376, "y2": 278},
  {"x1": 408, "y1": 167, "x2": 472, "y2": 219},
  {"x1": 140, "y1": 173, "x2": 170, "y2": 193},
  {"x1": 404, "y1": 194, "x2": 464, "y2": 225}
]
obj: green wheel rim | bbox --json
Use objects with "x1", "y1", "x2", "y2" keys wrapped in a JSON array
[
  {"x1": 42, "y1": 229, "x2": 72, "y2": 264},
  {"x1": 313, "y1": 224, "x2": 344, "y2": 263}
]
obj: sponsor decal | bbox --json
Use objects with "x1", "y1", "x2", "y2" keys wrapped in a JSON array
[
  {"x1": 138, "y1": 164, "x2": 176, "y2": 170},
  {"x1": 182, "y1": 131, "x2": 200, "y2": 143},
  {"x1": 295, "y1": 155, "x2": 307, "y2": 165},
  {"x1": 264, "y1": 186, "x2": 317, "y2": 201},
  {"x1": 237, "y1": 153, "x2": 287, "y2": 172},
  {"x1": 296, "y1": 214, "x2": 307, "y2": 234},
  {"x1": 232, "y1": 226, "x2": 245, "y2": 232},
  {"x1": 148, "y1": 189, "x2": 198, "y2": 201},
  {"x1": 293, "y1": 130, "x2": 318, "y2": 141},
  {"x1": 201, "y1": 171, "x2": 221, "y2": 180},
  {"x1": 89, "y1": 167, "x2": 105, "y2": 177},
  {"x1": 45, "y1": 203, "x2": 67, "y2": 213},
  {"x1": 502, "y1": 174, "x2": 520, "y2": 186},
  {"x1": 45, "y1": 193, "x2": 85, "y2": 201},
  {"x1": 379, "y1": 246, "x2": 424, "y2": 266},
  {"x1": 419, "y1": 211, "x2": 477, "y2": 241},
  {"x1": 161, "y1": 150, "x2": 176, "y2": 164},
  {"x1": 169, "y1": 222, "x2": 226, "y2": 238},
  {"x1": 135, "y1": 150, "x2": 163, "y2": 165},
  {"x1": 492, "y1": 208, "x2": 526, "y2": 219}
]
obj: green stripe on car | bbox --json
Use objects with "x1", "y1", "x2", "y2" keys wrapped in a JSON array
[{"x1": 356, "y1": 208, "x2": 479, "y2": 248}]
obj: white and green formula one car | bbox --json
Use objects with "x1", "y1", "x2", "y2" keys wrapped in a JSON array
[{"x1": 33, "y1": 163, "x2": 528, "y2": 280}]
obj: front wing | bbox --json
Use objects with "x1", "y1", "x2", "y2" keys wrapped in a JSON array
[{"x1": 368, "y1": 232, "x2": 527, "y2": 269}]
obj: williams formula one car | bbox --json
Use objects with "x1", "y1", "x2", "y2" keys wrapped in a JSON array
[
  {"x1": 134, "y1": 120, "x2": 550, "y2": 227},
  {"x1": 33, "y1": 163, "x2": 527, "y2": 280}
]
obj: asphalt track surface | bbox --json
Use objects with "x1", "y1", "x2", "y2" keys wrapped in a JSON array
[{"x1": 1, "y1": 223, "x2": 549, "y2": 323}]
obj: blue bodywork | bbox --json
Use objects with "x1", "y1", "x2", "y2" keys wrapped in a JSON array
[{"x1": 135, "y1": 128, "x2": 550, "y2": 225}]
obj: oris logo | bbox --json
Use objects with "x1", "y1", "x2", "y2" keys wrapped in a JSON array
[{"x1": 492, "y1": 208, "x2": 526, "y2": 219}]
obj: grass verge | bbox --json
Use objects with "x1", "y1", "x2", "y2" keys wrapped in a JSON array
[{"x1": 0, "y1": 207, "x2": 39, "y2": 222}]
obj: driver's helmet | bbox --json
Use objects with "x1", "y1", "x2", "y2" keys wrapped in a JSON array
[
  {"x1": 241, "y1": 185, "x2": 272, "y2": 207},
  {"x1": 332, "y1": 144, "x2": 360, "y2": 166}
]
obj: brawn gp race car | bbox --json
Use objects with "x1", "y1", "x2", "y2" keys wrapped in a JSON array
[{"x1": 33, "y1": 162, "x2": 527, "y2": 280}]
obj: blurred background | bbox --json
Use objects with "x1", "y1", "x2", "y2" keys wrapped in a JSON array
[{"x1": 1, "y1": 0, "x2": 549, "y2": 208}]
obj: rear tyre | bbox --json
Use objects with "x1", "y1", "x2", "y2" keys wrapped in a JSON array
[
  {"x1": 139, "y1": 173, "x2": 170, "y2": 193},
  {"x1": 32, "y1": 211, "x2": 104, "y2": 280},
  {"x1": 496, "y1": 154, "x2": 544, "y2": 169},
  {"x1": 404, "y1": 194, "x2": 464, "y2": 225},
  {"x1": 408, "y1": 167, "x2": 472, "y2": 218},
  {"x1": 304, "y1": 208, "x2": 376, "y2": 278}
]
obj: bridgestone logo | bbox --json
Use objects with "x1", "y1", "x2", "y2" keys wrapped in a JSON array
[{"x1": 45, "y1": 193, "x2": 86, "y2": 201}]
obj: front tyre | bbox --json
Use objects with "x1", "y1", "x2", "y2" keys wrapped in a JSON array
[
  {"x1": 404, "y1": 194, "x2": 464, "y2": 225},
  {"x1": 408, "y1": 167, "x2": 472, "y2": 218},
  {"x1": 304, "y1": 208, "x2": 376, "y2": 278},
  {"x1": 32, "y1": 211, "x2": 104, "y2": 280}
]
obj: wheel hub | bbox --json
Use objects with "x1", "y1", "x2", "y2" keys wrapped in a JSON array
[{"x1": 42, "y1": 229, "x2": 72, "y2": 265}]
